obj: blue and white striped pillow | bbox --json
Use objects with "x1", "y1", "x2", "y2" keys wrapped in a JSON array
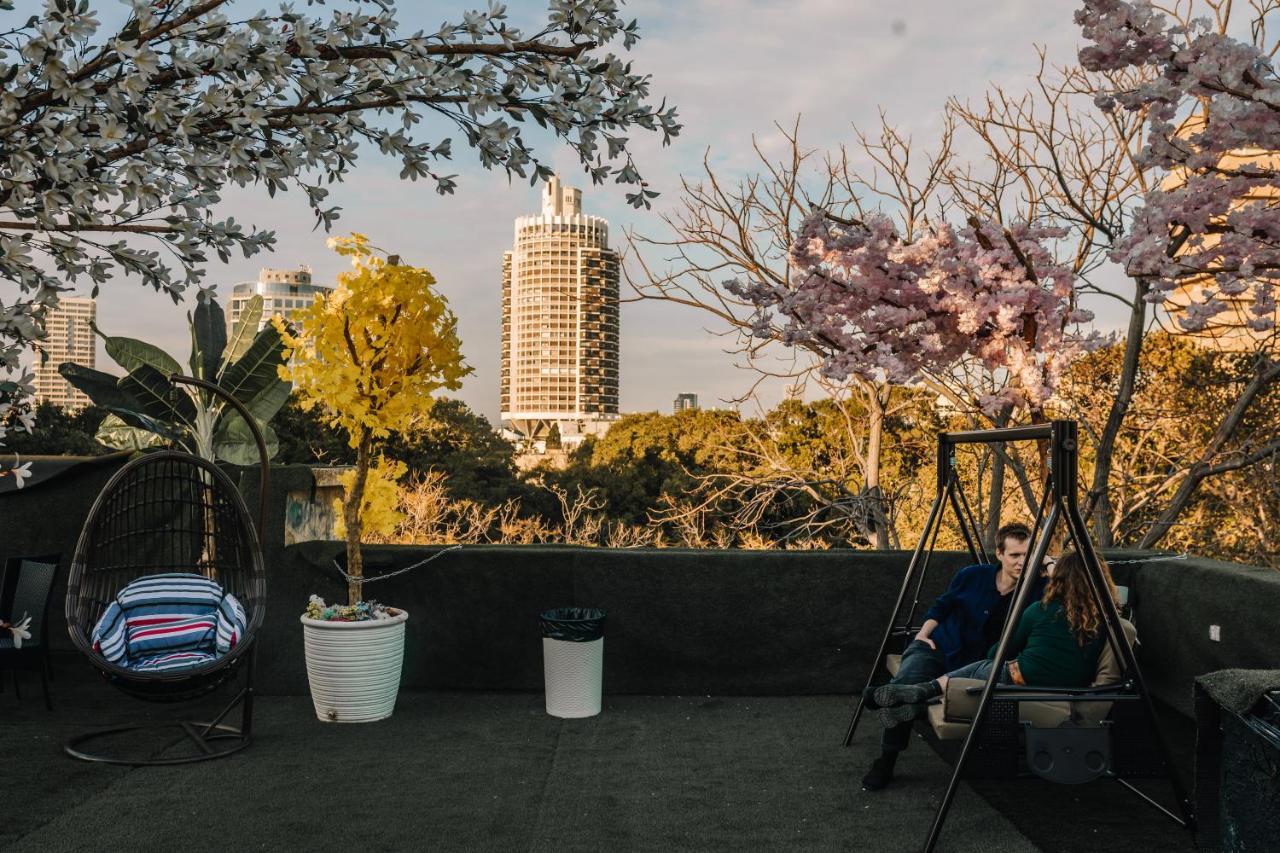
[
  {"x1": 131, "y1": 650, "x2": 220, "y2": 672},
  {"x1": 91, "y1": 573, "x2": 247, "y2": 670}
]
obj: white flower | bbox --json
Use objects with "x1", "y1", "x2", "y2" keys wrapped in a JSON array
[
  {"x1": 10, "y1": 460, "x2": 32, "y2": 488},
  {"x1": 6, "y1": 613, "x2": 31, "y2": 648}
]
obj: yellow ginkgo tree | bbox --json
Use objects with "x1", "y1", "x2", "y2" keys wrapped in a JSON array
[{"x1": 277, "y1": 234, "x2": 471, "y2": 606}]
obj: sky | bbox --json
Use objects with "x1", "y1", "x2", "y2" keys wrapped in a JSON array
[{"x1": 59, "y1": 0, "x2": 1112, "y2": 425}]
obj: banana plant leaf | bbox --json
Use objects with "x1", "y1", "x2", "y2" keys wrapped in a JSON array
[
  {"x1": 210, "y1": 376, "x2": 290, "y2": 463},
  {"x1": 219, "y1": 294, "x2": 263, "y2": 376},
  {"x1": 100, "y1": 407, "x2": 185, "y2": 443},
  {"x1": 119, "y1": 364, "x2": 198, "y2": 426},
  {"x1": 240, "y1": 377, "x2": 292, "y2": 424},
  {"x1": 190, "y1": 292, "x2": 228, "y2": 381},
  {"x1": 212, "y1": 414, "x2": 279, "y2": 466},
  {"x1": 220, "y1": 325, "x2": 287, "y2": 406},
  {"x1": 93, "y1": 326, "x2": 182, "y2": 377},
  {"x1": 95, "y1": 414, "x2": 168, "y2": 451},
  {"x1": 58, "y1": 363, "x2": 145, "y2": 411}
]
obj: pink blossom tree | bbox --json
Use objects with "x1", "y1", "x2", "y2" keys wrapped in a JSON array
[
  {"x1": 1076, "y1": 0, "x2": 1280, "y2": 546},
  {"x1": 727, "y1": 210, "x2": 1100, "y2": 420},
  {"x1": 1078, "y1": 0, "x2": 1280, "y2": 334}
]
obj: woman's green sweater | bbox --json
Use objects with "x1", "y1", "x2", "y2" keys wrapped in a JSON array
[{"x1": 989, "y1": 599, "x2": 1106, "y2": 687}]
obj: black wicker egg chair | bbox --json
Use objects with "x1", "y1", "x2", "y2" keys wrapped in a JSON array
[{"x1": 64, "y1": 376, "x2": 268, "y2": 765}]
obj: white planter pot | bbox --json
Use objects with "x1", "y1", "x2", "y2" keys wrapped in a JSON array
[
  {"x1": 300, "y1": 610, "x2": 408, "y2": 723},
  {"x1": 543, "y1": 637, "x2": 604, "y2": 719}
]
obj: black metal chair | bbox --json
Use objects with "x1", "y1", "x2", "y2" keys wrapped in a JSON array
[
  {"x1": 63, "y1": 376, "x2": 270, "y2": 765},
  {"x1": 0, "y1": 555, "x2": 60, "y2": 709}
]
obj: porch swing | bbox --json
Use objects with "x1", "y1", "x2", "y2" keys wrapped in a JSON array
[
  {"x1": 843, "y1": 420, "x2": 1196, "y2": 852},
  {"x1": 62, "y1": 375, "x2": 269, "y2": 765}
]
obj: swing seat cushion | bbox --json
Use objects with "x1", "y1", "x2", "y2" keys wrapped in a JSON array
[
  {"x1": 91, "y1": 573, "x2": 247, "y2": 672},
  {"x1": 930, "y1": 618, "x2": 1138, "y2": 739}
]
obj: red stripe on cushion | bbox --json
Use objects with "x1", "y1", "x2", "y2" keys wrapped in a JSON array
[{"x1": 130, "y1": 622, "x2": 216, "y2": 641}]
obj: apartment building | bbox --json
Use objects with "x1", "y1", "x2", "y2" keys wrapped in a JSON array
[
  {"x1": 501, "y1": 176, "x2": 620, "y2": 447},
  {"x1": 225, "y1": 267, "x2": 330, "y2": 336},
  {"x1": 32, "y1": 296, "x2": 96, "y2": 410}
]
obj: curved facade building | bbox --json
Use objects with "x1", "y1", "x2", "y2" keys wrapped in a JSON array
[{"x1": 501, "y1": 177, "x2": 620, "y2": 444}]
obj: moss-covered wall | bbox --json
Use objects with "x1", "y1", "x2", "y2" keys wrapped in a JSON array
[
  {"x1": 0, "y1": 454, "x2": 129, "y2": 653},
  {"x1": 3, "y1": 461, "x2": 1277, "y2": 708},
  {"x1": 258, "y1": 540, "x2": 968, "y2": 697},
  {"x1": 1112, "y1": 555, "x2": 1280, "y2": 717}
]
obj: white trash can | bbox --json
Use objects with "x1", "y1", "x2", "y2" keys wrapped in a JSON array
[{"x1": 540, "y1": 608, "x2": 606, "y2": 719}]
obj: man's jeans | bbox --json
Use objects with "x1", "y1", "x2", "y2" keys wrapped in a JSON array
[
  {"x1": 882, "y1": 639, "x2": 947, "y2": 753},
  {"x1": 945, "y1": 659, "x2": 1014, "y2": 685}
]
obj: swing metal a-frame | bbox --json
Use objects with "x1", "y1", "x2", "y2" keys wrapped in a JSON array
[{"x1": 843, "y1": 420, "x2": 1196, "y2": 852}]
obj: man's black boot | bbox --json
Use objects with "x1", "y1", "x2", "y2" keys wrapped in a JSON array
[{"x1": 861, "y1": 753, "x2": 897, "y2": 791}]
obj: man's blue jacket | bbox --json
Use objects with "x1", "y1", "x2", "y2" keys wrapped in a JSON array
[{"x1": 923, "y1": 563, "x2": 1048, "y2": 670}]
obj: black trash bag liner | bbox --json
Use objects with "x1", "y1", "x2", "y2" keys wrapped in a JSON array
[{"x1": 540, "y1": 607, "x2": 605, "y2": 642}]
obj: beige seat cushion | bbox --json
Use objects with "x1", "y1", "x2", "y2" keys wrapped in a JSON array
[
  {"x1": 927, "y1": 618, "x2": 1138, "y2": 740},
  {"x1": 927, "y1": 702, "x2": 973, "y2": 740},
  {"x1": 885, "y1": 653, "x2": 901, "y2": 677}
]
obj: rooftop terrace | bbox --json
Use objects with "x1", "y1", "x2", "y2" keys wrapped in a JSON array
[
  {"x1": 1, "y1": 657, "x2": 1197, "y2": 853},
  {"x1": 1, "y1": 461, "x2": 1273, "y2": 852}
]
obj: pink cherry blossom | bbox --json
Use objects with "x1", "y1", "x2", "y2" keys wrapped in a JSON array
[
  {"x1": 726, "y1": 211, "x2": 1099, "y2": 416},
  {"x1": 1078, "y1": 1, "x2": 1280, "y2": 334}
]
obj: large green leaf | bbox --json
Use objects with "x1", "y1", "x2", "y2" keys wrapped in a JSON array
[
  {"x1": 58, "y1": 363, "x2": 143, "y2": 410},
  {"x1": 242, "y1": 377, "x2": 292, "y2": 424},
  {"x1": 213, "y1": 416, "x2": 279, "y2": 466},
  {"x1": 59, "y1": 363, "x2": 186, "y2": 442},
  {"x1": 95, "y1": 414, "x2": 167, "y2": 451},
  {"x1": 119, "y1": 364, "x2": 197, "y2": 427},
  {"x1": 99, "y1": 333, "x2": 181, "y2": 377},
  {"x1": 190, "y1": 291, "x2": 227, "y2": 381},
  {"x1": 100, "y1": 407, "x2": 185, "y2": 443},
  {"x1": 219, "y1": 294, "x2": 263, "y2": 377},
  {"x1": 220, "y1": 324, "x2": 287, "y2": 407}
]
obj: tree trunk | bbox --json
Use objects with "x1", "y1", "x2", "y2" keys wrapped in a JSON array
[
  {"x1": 344, "y1": 430, "x2": 374, "y2": 606},
  {"x1": 864, "y1": 383, "x2": 891, "y2": 550},
  {"x1": 984, "y1": 446, "x2": 1006, "y2": 551},
  {"x1": 1087, "y1": 278, "x2": 1149, "y2": 547}
]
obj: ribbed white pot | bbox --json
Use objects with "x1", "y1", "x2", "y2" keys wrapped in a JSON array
[
  {"x1": 300, "y1": 610, "x2": 408, "y2": 723},
  {"x1": 543, "y1": 637, "x2": 604, "y2": 719}
]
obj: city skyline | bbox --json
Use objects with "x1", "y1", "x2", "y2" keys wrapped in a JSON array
[{"x1": 49, "y1": 2, "x2": 1119, "y2": 426}]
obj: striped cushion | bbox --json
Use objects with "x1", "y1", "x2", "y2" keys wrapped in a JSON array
[
  {"x1": 131, "y1": 650, "x2": 219, "y2": 672},
  {"x1": 90, "y1": 573, "x2": 246, "y2": 671}
]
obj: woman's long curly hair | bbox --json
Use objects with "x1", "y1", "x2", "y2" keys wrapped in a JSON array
[{"x1": 1043, "y1": 549, "x2": 1118, "y2": 646}]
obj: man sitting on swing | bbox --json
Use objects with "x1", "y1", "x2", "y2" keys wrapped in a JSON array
[
  {"x1": 872, "y1": 549, "x2": 1115, "y2": 720},
  {"x1": 861, "y1": 522, "x2": 1045, "y2": 791}
]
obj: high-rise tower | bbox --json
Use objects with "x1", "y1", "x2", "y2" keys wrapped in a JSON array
[
  {"x1": 32, "y1": 296, "x2": 96, "y2": 410},
  {"x1": 501, "y1": 176, "x2": 619, "y2": 446},
  {"x1": 225, "y1": 266, "x2": 330, "y2": 336}
]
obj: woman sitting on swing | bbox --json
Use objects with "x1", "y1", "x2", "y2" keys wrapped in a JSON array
[{"x1": 872, "y1": 549, "x2": 1118, "y2": 726}]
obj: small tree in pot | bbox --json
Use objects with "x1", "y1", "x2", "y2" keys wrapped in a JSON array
[{"x1": 278, "y1": 233, "x2": 469, "y2": 722}]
